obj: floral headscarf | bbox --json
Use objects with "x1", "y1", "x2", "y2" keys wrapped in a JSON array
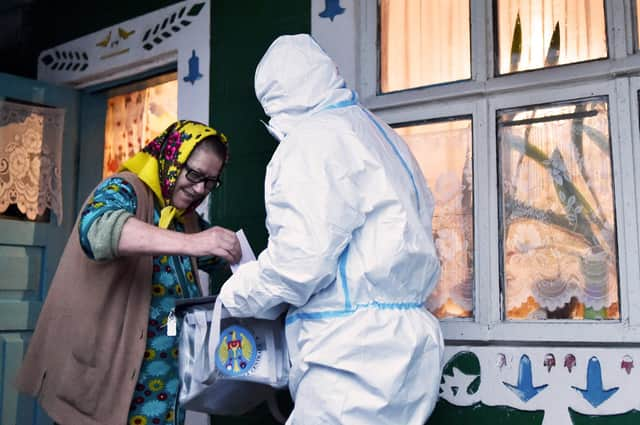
[{"x1": 120, "y1": 120, "x2": 228, "y2": 229}]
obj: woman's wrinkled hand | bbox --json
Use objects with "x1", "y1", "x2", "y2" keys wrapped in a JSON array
[{"x1": 191, "y1": 226, "x2": 241, "y2": 264}]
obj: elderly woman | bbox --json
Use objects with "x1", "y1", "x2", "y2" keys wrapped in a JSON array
[{"x1": 15, "y1": 120, "x2": 241, "y2": 425}]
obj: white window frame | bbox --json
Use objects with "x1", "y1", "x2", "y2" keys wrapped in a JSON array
[{"x1": 313, "y1": 0, "x2": 640, "y2": 343}]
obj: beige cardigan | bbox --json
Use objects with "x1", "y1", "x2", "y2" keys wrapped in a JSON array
[{"x1": 15, "y1": 171, "x2": 201, "y2": 425}]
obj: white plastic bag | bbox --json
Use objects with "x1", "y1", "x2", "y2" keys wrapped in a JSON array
[{"x1": 176, "y1": 296, "x2": 289, "y2": 415}]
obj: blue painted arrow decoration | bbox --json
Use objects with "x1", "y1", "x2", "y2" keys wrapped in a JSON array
[
  {"x1": 572, "y1": 356, "x2": 619, "y2": 408},
  {"x1": 503, "y1": 355, "x2": 548, "y2": 402},
  {"x1": 319, "y1": 0, "x2": 345, "y2": 22}
]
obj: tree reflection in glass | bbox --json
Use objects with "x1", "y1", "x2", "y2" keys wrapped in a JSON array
[{"x1": 498, "y1": 98, "x2": 619, "y2": 320}]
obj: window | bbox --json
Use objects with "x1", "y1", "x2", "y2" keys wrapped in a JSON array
[
  {"x1": 395, "y1": 118, "x2": 474, "y2": 319},
  {"x1": 497, "y1": 98, "x2": 619, "y2": 321},
  {"x1": 379, "y1": 0, "x2": 471, "y2": 93},
  {"x1": 103, "y1": 73, "x2": 178, "y2": 177},
  {"x1": 495, "y1": 0, "x2": 607, "y2": 74},
  {"x1": 314, "y1": 0, "x2": 640, "y2": 342},
  {"x1": 636, "y1": 0, "x2": 640, "y2": 51}
]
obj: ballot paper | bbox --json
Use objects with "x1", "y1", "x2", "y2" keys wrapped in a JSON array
[{"x1": 231, "y1": 229, "x2": 256, "y2": 273}]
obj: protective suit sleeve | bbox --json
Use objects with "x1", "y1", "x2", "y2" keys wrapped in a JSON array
[{"x1": 219, "y1": 128, "x2": 366, "y2": 318}]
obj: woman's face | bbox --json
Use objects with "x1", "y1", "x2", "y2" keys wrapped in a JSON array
[{"x1": 171, "y1": 146, "x2": 224, "y2": 209}]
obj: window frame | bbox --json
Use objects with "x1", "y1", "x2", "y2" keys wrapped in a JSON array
[
  {"x1": 488, "y1": 82, "x2": 634, "y2": 337},
  {"x1": 313, "y1": 0, "x2": 640, "y2": 343},
  {"x1": 357, "y1": 0, "x2": 635, "y2": 109}
]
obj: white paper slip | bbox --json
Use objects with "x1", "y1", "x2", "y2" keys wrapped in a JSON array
[
  {"x1": 166, "y1": 310, "x2": 177, "y2": 336},
  {"x1": 231, "y1": 229, "x2": 256, "y2": 273}
]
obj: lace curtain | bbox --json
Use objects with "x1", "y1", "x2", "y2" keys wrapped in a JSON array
[
  {"x1": 499, "y1": 99, "x2": 619, "y2": 320},
  {"x1": 103, "y1": 79, "x2": 177, "y2": 177},
  {"x1": 0, "y1": 101, "x2": 65, "y2": 223},
  {"x1": 398, "y1": 120, "x2": 474, "y2": 319}
]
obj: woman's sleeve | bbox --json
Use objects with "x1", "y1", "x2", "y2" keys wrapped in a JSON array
[{"x1": 78, "y1": 177, "x2": 138, "y2": 260}]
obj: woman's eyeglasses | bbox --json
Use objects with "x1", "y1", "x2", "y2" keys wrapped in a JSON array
[{"x1": 183, "y1": 165, "x2": 222, "y2": 191}]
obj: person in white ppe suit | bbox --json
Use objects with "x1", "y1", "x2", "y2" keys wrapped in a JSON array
[{"x1": 219, "y1": 34, "x2": 444, "y2": 424}]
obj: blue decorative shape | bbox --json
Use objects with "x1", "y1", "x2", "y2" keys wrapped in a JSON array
[
  {"x1": 572, "y1": 356, "x2": 619, "y2": 408},
  {"x1": 183, "y1": 49, "x2": 203, "y2": 85},
  {"x1": 503, "y1": 355, "x2": 548, "y2": 402},
  {"x1": 319, "y1": 0, "x2": 345, "y2": 21}
]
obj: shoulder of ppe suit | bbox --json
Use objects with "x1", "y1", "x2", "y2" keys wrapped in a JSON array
[
  {"x1": 287, "y1": 111, "x2": 359, "y2": 149},
  {"x1": 282, "y1": 122, "x2": 366, "y2": 174}
]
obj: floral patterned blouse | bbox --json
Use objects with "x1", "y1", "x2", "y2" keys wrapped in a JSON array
[{"x1": 79, "y1": 177, "x2": 222, "y2": 425}]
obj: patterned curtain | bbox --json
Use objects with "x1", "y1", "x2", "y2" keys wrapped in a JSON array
[{"x1": 103, "y1": 79, "x2": 177, "y2": 177}]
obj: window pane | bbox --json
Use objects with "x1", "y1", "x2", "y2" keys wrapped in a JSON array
[
  {"x1": 497, "y1": 98, "x2": 619, "y2": 320},
  {"x1": 103, "y1": 78, "x2": 178, "y2": 177},
  {"x1": 380, "y1": 0, "x2": 471, "y2": 93},
  {"x1": 396, "y1": 119, "x2": 474, "y2": 319},
  {"x1": 636, "y1": 0, "x2": 640, "y2": 51},
  {"x1": 496, "y1": 0, "x2": 607, "y2": 75}
]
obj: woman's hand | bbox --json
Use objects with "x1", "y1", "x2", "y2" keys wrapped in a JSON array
[
  {"x1": 118, "y1": 218, "x2": 241, "y2": 264},
  {"x1": 189, "y1": 226, "x2": 241, "y2": 264}
]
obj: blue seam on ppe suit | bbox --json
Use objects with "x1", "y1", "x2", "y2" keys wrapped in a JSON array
[
  {"x1": 361, "y1": 108, "x2": 420, "y2": 212},
  {"x1": 286, "y1": 91, "x2": 423, "y2": 325}
]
